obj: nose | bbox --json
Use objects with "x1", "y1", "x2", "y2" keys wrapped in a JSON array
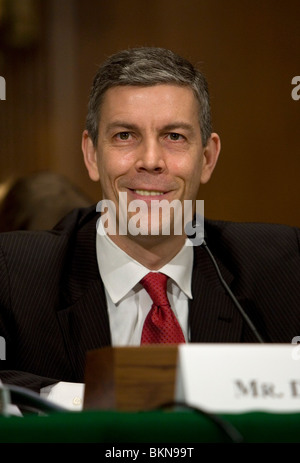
[{"x1": 135, "y1": 139, "x2": 166, "y2": 173}]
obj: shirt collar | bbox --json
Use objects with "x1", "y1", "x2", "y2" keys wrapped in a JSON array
[{"x1": 96, "y1": 221, "x2": 193, "y2": 304}]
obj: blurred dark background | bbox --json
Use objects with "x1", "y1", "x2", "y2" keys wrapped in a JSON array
[{"x1": 0, "y1": 0, "x2": 299, "y2": 226}]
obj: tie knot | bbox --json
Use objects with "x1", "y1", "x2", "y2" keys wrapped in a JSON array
[{"x1": 140, "y1": 272, "x2": 169, "y2": 308}]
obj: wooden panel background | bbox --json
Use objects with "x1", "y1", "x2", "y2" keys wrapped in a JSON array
[{"x1": 0, "y1": 0, "x2": 299, "y2": 227}]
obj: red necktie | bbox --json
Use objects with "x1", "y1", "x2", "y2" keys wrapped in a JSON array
[{"x1": 140, "y1": 272, "x2": 186, "y2": 344}]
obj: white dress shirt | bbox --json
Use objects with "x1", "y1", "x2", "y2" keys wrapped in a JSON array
[{"x1": 96, "y1": 219, "x2": 194, "y2": 345}]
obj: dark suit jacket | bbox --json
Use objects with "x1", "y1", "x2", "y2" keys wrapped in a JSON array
[{"x1": 0, "y1": 205, "x2": 300, "y2": 391}]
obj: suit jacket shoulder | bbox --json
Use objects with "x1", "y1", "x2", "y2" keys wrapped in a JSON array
[
  {"x1": 190, "y1": 219, "x2": 300, "y2": 343},
  {"x1": 203, "y1": 219, "x2": 300, "y2": 277},
  {"x1": 0, "y1": 205, "x2": 109, "y2": 388}
]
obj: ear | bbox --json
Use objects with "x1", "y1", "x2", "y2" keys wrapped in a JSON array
[
  {"x1": 82, "y1": 130, "x2": 100, "y2": 182},
  {"x1": 200, "y1": 133, "x2": 221, "y2": 184}
]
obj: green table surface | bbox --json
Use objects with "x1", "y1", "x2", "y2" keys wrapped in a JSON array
[{"x1": 0, "y1": 409, "x2": 299, "y2": 443}]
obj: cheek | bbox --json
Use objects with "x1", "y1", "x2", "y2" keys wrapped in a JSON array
[
  {"x1": 182, "y1": 164, "x2": 203, "y2": 197},
  {"x1": 99, "y1": 149, "x2": 134, "y2": 175},
  {"x1": 97, "y1": 154, "x2": 135, "y2": 194},
  {"x1": 174, "y1": 158, "x2": 202, "y2": 183},
  {"x1": 170, "y1": 148, "x2": 202, "y2": 172}
]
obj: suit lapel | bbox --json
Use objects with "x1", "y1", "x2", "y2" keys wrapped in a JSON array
[
  {"x1": 57, "y1": 279, "x2": 111, "y2": 381},
  {"x1": 189, "y1": 244, "x2": 244, "y2": 342},
  {"x1": 56, "y1": 208, "x2": 111, "y2": 381}
]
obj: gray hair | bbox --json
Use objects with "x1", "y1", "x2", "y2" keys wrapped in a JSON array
[{"x1": 85, "y1": 47, "x2": 212, "y2": 147}]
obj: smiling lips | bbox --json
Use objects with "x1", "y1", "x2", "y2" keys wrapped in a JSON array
[{"x1": 133, "y1": 189, "x2": 165, "y2": 196}]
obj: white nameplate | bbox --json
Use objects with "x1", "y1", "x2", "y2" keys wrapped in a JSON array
[{"x1": 175, "y1": 344, "x2": 300, "y2": 413}]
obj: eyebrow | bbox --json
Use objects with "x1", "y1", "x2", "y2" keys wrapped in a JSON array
[
  {"x1": 105, "y1": 121, "x2": 196, "y2": 135},
  {"x1": 105, "y1": 121, "x2": 139, "y2": 133},
  {"x1": 161, "y1": 122, "x2": 196, "y2": 135}
]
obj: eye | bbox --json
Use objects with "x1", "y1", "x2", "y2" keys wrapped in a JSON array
[
  {"x1": 167, "y1": 132, "x2": 184, "y2": 141},
  {"x1": 116, "y1": 131, "x2": 131, "y2": 140}
]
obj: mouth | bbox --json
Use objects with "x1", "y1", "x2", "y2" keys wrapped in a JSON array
[{"x1": 133, "y1": 189, "x2": 165, "y2": 197}]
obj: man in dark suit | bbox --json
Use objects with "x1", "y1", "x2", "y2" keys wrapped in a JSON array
[{"x1": 0, "y1": 47, "x2": 300, "y2": 396}]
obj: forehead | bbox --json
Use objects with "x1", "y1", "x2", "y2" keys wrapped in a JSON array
[{"x1": 99, "y1": 84, "x2": 200, "y2": 126}]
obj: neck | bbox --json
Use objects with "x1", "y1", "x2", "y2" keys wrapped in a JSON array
[{"x1": 108, "y1": 233, "x2": 187, "y2": 270}]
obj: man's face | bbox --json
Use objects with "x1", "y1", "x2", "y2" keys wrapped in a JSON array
[{"x1": 83, "y1": 84, "x2": 220, "y2": 242}]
